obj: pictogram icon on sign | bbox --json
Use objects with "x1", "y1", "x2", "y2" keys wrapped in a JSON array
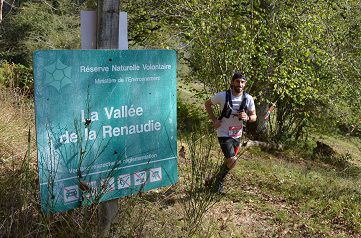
[
  {"x1": 64, "y1": 185, "x2": 79, "y2": 203},
  {"x1": 134, "y1": 171, "x2": 147, "y2": 185},
  {"x1": 150, "y1": 167, "x2": 162, "y2": 182},
  {"x1": 101, "y1": 177, "x2": 115, "y2": 193},
  {"x1": 84, "y1": 181, "x2": 97, "y2": 199},
  {"x1": 118, "y1": 174, "x2": 131, "y2": 189}
]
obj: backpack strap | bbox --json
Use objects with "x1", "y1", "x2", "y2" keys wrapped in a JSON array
[
  {"x1": 218, "y1": 89, "x2": 232, "y2": 120},
  {"x1": 238, "y1": 92, "x2": 249, "y2": 113}
]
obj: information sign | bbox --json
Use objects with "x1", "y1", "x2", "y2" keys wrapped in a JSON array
[{"x1": 33, "y1": 50, "x2": 177, "y2": 213}]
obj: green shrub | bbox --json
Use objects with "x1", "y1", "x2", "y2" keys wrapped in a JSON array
[
  {"x1": 0, "y1": 61, "x2": 33, "y2": 94},
  {"x1": 313, "y1": 152, "x2": 353, "y2": 169},
  {"x1": 177, "y1": 99, "x2": 209, "y2": 133}
]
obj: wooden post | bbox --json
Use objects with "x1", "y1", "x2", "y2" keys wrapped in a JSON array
[
  {"x1": 96, "y1": 0, "x2": 120, "y2": 236},
  {"x1": 97, "y1": 0, "x2": 119, "y2": 49},
  {"x1": 0, "y1": 0, "x2": 3, "y2": 24}
]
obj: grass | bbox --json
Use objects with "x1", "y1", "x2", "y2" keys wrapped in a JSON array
[
  {"x1": 1, "y1": 86, "x2": 361, "y2": 237},
  {"x1": 222, "y1": 147, "x2": 361, "y2": 237},
  {"x1": 0, "y1": 86, "x2": 39, "y2": 237},
  {"x1": 0, "y1": 87, "x2": 35, "y2": 162}
]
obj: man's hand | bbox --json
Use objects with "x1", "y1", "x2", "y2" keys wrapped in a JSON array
[{"x1": 238, "y1": 110, "x2": 249, "y2": 121}]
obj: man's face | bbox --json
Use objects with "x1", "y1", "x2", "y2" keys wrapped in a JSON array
[{"x1": 232, "y1": 78, "x2": 247, "y2": 93}]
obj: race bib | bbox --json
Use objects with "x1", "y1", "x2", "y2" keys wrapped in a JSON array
[{"x1": 228, "y1": 126, "x2": 243, "y2": 138}]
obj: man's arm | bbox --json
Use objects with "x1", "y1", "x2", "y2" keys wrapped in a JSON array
[
  {"x1": 248, "y1": 110, "x2": 257, "y2": 122},
  {"x1": 205, "y1": 99, "x2": 222, "y2": 128},
  {"x1": 240, "y1": 95, "x2": 257, "y2": 122}
]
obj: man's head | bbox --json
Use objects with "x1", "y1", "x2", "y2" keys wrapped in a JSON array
[{"x1": 231, "y1": 72, "x2": 247, "y2": 94}]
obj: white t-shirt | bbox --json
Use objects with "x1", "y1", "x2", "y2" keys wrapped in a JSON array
[{"x1": 211, "y1": 90, "x2": 255, "y2": 138}]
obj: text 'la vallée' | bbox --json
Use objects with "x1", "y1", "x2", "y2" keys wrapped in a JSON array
[{"x1": 59, "y1": 105, "x2": 162, "y2": 144}]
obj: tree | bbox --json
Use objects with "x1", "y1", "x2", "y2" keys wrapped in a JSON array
[
  {"x1": 0, "y1": 0, "x2": 81, "y2": 66},
  {"x1": 161, "y1": 0, "x2": 360, "y2": 141}
]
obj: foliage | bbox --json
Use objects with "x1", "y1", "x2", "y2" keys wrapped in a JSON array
[
  {"x1": 0, "y1": 61, "x2": 33, "y2": 93},
  {"x1": 1, "y1": 0, "x2": 360, "y2": 141},
  {"x1": 179, "y1": 132, "x2": 223, "y2": 236},
  {"x1": 161, "y1": 0, "x2": 361, "y2": 142},
  {"x1": 177, "y1": 98, "x2": 209, "y2": 134},
  {"x1": 120, "y1": 0, "x2": 176, "y2": 49},
  {"x1": 307, "y1": 0, "x2": 361, "y2": 137},
  {"x1": 0, "y1": 0, "x2": 81, "y2": 66}
]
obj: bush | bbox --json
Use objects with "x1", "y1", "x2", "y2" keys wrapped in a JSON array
[
  {"x1": 0, "y1": 61, "x2": 33, "y2": 94},
  {"x1": 177, "y1": 99, "x2": 210, "y2": 133},
  {"x1": 312, "y1": 141, "x2": 353, "y2": 168},
  {"x1": 0, "y1": 2, "x2": 81, "y2": 66}
]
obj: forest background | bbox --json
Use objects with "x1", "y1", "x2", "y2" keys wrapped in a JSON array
[{"x1": 0, "y1": 0, "x2": 360, "y2": 237}]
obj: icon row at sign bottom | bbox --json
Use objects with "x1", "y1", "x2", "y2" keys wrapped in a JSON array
[
  {"x1": 63, "y1": 167, "x2": 163, "y2": 203},
  {"x1": 117, "y1": 167, "x2": 163, "y2": 189}
]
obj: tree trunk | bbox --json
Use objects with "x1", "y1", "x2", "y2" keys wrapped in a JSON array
[
  {"x1": 256, "y1": 102, "x2": 270, "y2": 140},
  {"x1": 247, "y1": 92, "x2": 270, "y2": 141},
  {"x1": 248, "y1": 0, "x2": 275, "y2": 141}
]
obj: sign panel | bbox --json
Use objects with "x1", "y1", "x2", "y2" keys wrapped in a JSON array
[{"x1": 33, "y1": 50, "x2": 177, "y2": 213}]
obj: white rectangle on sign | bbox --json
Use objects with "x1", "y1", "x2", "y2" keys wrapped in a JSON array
[
  {"x1": 150, "y1": 168, "x2": 162, "y2": 182},
  {"x1": 101, "y1": 177, "x2": 115, "y2": 193},
  {"x1": 118, "y1": 174, "x2": 131, "y2": 189},
  {"x1": 134, "y1": 171, "x2": 147, "y2": 185},
  {"x1": 64, "y1": 185, "x2": 79, "y2": 203}
]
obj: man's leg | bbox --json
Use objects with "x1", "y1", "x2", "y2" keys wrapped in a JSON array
[
  {"x1": 214, "y1": 137, "x2": 240, "y2": 194},
  {"x1": 234, "y1": 146, "x2": 240, "y2": 157}
]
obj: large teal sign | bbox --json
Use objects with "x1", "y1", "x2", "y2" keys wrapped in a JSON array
[{"x1": 33, "y1": 50, "x2": 177, "y2": 213}]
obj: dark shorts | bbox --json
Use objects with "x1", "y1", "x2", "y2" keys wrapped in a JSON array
[{"x1": 218, "y1": 137, "x2": 241, "y2": 159}]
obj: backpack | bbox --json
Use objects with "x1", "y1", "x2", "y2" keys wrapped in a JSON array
[{"x1": 218, "y1": 89, "x2": 249, "y2": 120}]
